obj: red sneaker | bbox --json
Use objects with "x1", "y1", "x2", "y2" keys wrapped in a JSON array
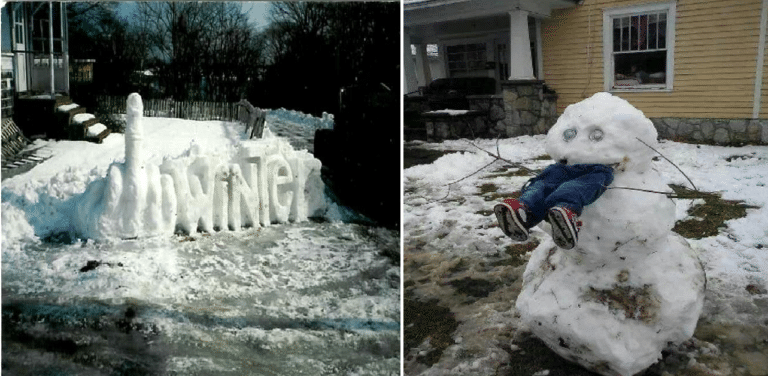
[
  {"x1": 494, "y1": 198, "x2": 530, "y2": 242},
  {"x1": 547, "y1": 206, "x2": 582, "y2": 250}
]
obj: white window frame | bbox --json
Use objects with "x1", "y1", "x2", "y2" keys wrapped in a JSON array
[
  {"x1": 603, "y1": 1, "x2": 676, "y2": 92},
  {"x1": 441, "y1": 37, "x2": 491, "y2": 77}
]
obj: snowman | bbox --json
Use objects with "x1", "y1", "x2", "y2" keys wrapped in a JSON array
[{"x1": 511, "y1": 93, "x2": 705, "y2": 376}]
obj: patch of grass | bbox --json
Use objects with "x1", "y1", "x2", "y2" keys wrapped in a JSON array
[
  {"x1": 485, "y1": 169, "x2": 533, "y2": 179},
  {"x1": 404, "y1": 291, "x2": 459, "y2": 367},
  {"x1": 448, "y1": 258, "x2": 469, "y2": 274},
  {"x1": 671, "y1": 184, "x2": 759, "y2": 239},
  {"x1": 479, "y1": 183, "x2": 498, "y2": 195},
  {"x1": 532, "y1": 154, "x2": 552, "y2": 161},
  {"x1": 492, "y1": 240, "x2": 540, "y2": 268},
  {"x1": 449, "y1": 277, "x2": 498, "y2": 298}
]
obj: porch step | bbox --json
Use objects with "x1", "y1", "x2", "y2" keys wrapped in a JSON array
[
  {"x1": 85, "y1": 123, "x2": 111, "y2": 144},
  {"x1": 55, "y1": 95, "x2": 73, "y2": 107}
]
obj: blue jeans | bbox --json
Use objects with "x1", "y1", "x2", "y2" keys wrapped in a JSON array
[{"x1": 518, "y1": 163, "x2": 614, "y2": 227}]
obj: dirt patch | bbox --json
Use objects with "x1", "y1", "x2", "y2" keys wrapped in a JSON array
[
  {"x1": 449, "y1": 277, "x2": 498, "y2": 298},
  {"x1": 501, "y1": 332, "x2": 599, "y2": 376},
  {"x1": 584, "y1": 284, "x2": 660, "y2": 323},
  {"x1": 671, "y1": 185, "x2": 759, "y2": 239},
  {"x1": 403, "y1": 290, "x2": 459, "y2": 367}
]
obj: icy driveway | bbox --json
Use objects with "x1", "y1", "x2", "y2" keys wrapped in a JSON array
[
  {"x1": 2, "y1": 112, "x2": 400, "y2": 375},
  {"x1": 3, "y1": 222, "x2": 400, "y2": 375}
]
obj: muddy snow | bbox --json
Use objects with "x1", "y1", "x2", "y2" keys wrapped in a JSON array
[{"x1": 403, "y1": 136, "x2": 768, "y2": 376}]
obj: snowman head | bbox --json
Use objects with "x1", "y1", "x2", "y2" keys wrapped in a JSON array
[{"x1": 545, "y1": 92, "x2": 658, "y2": 172}]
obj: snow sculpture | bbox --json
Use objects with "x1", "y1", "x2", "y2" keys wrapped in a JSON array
[
  {"x1": 515, "y1": 93, "x2": 705, "y2": 376},
  {"x1": 75, "y1": 93, "x2": 326, "y2": 240}
]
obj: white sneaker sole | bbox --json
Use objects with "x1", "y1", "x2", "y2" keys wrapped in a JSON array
[
  {"x1": 548, "y1": 207, "x2": 578, "y2": 250},
  {"x1": 494, "y1": 203, "x2": 529, "y2": 242}
]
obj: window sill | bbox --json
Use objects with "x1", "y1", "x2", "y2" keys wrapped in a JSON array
[{"x1": 609, "y1": 87, "x2": 673, "y2": 93}]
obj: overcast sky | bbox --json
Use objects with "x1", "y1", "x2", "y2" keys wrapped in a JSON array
[{"x1": 116, "y1": 1, "x2": 271, "y2": 29}]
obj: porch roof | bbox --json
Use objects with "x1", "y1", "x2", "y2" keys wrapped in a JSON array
[{"x1": 405, "y1": 0, "x2": 580, "y2": 37}]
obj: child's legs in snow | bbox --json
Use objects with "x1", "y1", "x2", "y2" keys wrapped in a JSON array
[
  {"x1": 543, "y1": 164, "x2": 614, "y2": 215},
  {"x1": 518, "y1": 163, "x2": 573, "y2": 226}
]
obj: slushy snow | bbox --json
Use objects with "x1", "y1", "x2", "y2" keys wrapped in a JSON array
[
  {"x1": 2, "y1": 98, "x2": 399, "y2": 375},
  {"x1": 403, "y1": 99, "x2": 767, "y2": 375}
]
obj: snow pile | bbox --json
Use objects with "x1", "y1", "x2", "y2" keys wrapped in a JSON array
[
  {"x1": 516, "y1": 93, "x2": 705, "y2": 376},
  {"x1": 57, "y1": 103, "x2": 79, "y2": 112},
  {"x1": 424, "y1": 109, "x2": 471, "y2": 116},
  {"x1": 267, "y1": 108, "x2": 334, "y2": 130},
  {"x1": 73, "y1": 94, "x2": 327, "y2": 240}
]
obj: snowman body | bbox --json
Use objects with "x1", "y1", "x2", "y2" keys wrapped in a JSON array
[{"x1": 515, "y1": 93, "x2": 705, "y2": 376}]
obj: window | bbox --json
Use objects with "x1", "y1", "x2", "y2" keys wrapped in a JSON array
[
  {"x1": 30, "y1": 4, "x2": 64, "y2": 54},
  {"x1": 446, "y1": 43, "x2": 486, "y2": 76},
  {"x1": 603, "y1": 2, "x2": 675, "y2": 91}
]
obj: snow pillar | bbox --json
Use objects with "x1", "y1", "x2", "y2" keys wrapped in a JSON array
[
  {"x1": 125, "y1": 93, "x2": 144, "y2": 172},
  {"x1": 404, "y1": 31, "x2": 419, "y2": 95},
  {"x1": 508, "y1": 10, "x2": 535, "y2": 80},
  {"x1": 122, "y1": 93, "x2": 147, "y2": 237}
]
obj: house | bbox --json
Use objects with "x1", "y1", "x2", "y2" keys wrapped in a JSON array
[
  {"x1": 2, "y1": 1, "x2": 70, "y2": 98},
  {"x1": 1, "y1": 2, "x2": 109, "y2": 147},
  {"x1": 405, "y1": 0, "x2": 768, "y2": 145},
  {"x1": 404, "y1": 0, "x2": 580, "y2": 140}
]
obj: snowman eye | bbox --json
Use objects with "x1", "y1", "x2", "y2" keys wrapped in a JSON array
[
  {"x1": 563, "y1": 128, "x2": 577, "y2": 142},
  {"x1": 589, "y1": 129, "x2": 604, "y2": 142}
]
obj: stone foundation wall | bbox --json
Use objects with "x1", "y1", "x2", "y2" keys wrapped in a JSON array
[
  {"x1": 652, "y1": 118, "x2": 768, "y2": 145},
  {"x1": 500, "y1": 80, "x2": 558, "y2": 137},
  {"x1": 420, "y1": 81, "x2": 559, "y2": 142},
  {"x1": 423, "y1": 111, "x2": 489, "y2": 140}
]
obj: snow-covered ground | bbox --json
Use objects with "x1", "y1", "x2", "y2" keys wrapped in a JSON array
[
  {"x1": 1, "y1": 110, "x2": 399, "y2": 375},
  {"x1": 404, "y1": 136, "x2": 768, "y2": 376}
]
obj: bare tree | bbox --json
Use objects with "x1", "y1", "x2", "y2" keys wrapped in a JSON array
[{"x1": 134, "y1": 2, "x2": 262, "y2": 101}]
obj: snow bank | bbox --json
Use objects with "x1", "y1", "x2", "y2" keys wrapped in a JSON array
[
  {"x1": 73, "y1": 94, "x2": 327, "y2": 240},
  {"x1": 267, "y1": 108, "x2": 334, "y2": 130}
]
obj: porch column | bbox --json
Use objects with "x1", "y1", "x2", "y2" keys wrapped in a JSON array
[
  {"x1": 48, "y1": 1, "x2": 55, "y2": 99},
  {"x1": 508, "y1": 10, "x2": 535, "y2": 80},
  {"x1": 415, "y1": 44, "x2": 432, "y2": 87},
  {"x1": 404, "y1": 31, "x2": 419, "y2": 95},
  {"x1": 62, "y1": 2, "x2": 69, "y2": 94},
  {"x1": 434, "y1": 43, "x2": 447, "y2": 79}
]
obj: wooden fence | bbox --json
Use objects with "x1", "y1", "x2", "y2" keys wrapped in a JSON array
[{"x1": 95, "y1": 96, "x2": 241, "y2": 122}]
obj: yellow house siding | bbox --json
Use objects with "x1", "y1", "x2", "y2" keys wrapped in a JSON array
[
  {"x1": 542, "y1": 0, "x2": 764, "y2": 119},
  {"x1": 761, "y1": 2, "x2": 768, "y2": 118}
]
